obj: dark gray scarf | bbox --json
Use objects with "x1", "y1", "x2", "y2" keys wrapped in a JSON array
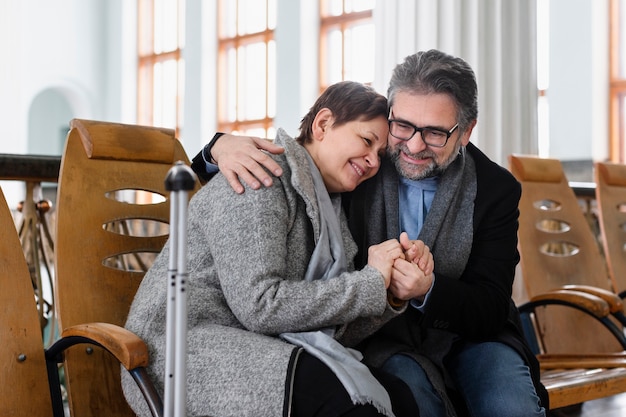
[{"x1": 419, "y1": 145, "x2": 476, "y2": 278}]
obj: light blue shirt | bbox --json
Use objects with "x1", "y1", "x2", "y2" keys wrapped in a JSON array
[
  {"x1": 202, "y1": 149, "x2": 219, "y2": 174},
  {"x1": 398, "y1": 176, "x2": 439, "y2": 311}
]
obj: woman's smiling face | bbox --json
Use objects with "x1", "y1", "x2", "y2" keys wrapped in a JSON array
[{"x1": 306, "y1": 111, "x2": 388, "y2": 193}]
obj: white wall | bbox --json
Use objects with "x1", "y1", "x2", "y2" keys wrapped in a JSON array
[{"x1": 0, "y1": 0, "x2": 126, "y2": 208}]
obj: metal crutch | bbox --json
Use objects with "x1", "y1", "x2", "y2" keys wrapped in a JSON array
[{"x1": 164, "y1": 161, "x2": 197, "y2": 417}]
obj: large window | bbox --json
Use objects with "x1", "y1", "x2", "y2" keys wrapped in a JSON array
[
  {"x1": 137, "y1": 0, "x2": 185, "y2": 134},
  {"x1": 217, "y1": 0, "x2": 276, "y2": 138},
  {"x1": 319, "y1": 0, "x2": 375, "y2": 92},
  {"x1": 610, "y1": 0, "x2": 626, "y2": 163}
]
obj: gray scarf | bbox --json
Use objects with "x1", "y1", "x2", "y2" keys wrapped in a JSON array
[{"x1": 281, "y1": 143, "x2": 396, "y2": 417}]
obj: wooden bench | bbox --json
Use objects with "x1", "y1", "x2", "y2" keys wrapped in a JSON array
[{"x1": 510, "y1": 154, "x2": 626, "y2": 411}]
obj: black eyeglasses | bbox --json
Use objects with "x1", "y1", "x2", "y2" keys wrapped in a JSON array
[{"x1": 388, "y1": 118, "x2": 459, "y2": 148}]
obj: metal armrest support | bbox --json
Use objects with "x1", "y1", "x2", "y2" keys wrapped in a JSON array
[{"x1": 519, "y1": 289, "x2": 626, "y2": 350}]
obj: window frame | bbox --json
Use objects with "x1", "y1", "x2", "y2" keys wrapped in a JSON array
[
  {"x1": 216, "y1": 0, "x2": 275, "y2": 136},
  {"x1": 319, "y1": 2, "x2": 373, "y2": 93},
  {"x1": 137, "y1": 0, "x2": 185, "y2": 135}
]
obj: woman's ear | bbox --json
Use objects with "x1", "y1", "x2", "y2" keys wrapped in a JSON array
[{"x1": 311, "y1": 108, "x2": 333, "y2": 141}]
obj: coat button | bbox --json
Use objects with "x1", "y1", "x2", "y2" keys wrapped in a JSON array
[{"x1": 433, "y1": 320, "x2": 449, "y2": 329}]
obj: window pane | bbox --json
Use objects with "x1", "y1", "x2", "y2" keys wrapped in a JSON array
[
  {"x1": 267, "y1": 40, "x2": 276, "y2": 118},
  {"x1": 154, "y1": 0, "x2": 180, "y2": 53},
  {"x1": 137, "y1": 62, "x2": 152, "y2": 122},
  {"x1": 153, "y1": 62, "x2": 163, "y2": 124},
  {"x1": 224, "y1": 47, "x2": 237, "y2": 122},
  {"x1": 238, "y1": 126, "x2": 277, "y2": 139},
  {"x1": 238, "y1": 43, "x2": 267, "y2": 120},
  {"x1": 324, "y1": 29, "x2": 343, "y2": 85},
  {"x1": 152, "y1": 59, "x2": 180, "y2": 129},
  {"x1": 138, "y1": 0, "x2": 153, "y2": 55},
  {"x1": 621, "y1": 93, "x2": 626, "y2": 161},
  {"x1": 344, "y1": 23, "x2": 374, "y2": 82},
  {"x1": 267, "y1": 0, "x2": 277, "y2": 29},
  {"x1": 239, "y1": 0, "x2": 268, "y2": 35},
  {"x1": 241, "y1": 127, "x2": 268, "y2": 137},
  {"x1": 322, "y1": 0, "x2": 344, "y2": 16},
  {"x1": 162, "y1": 60, "x2": 177, "y2": 126},
  {"x1": 344, "y1": 0, "x2": 375, "y2": 13},
  {"x1": 322, "y1": 0, "x2": 373, "y2": 16},
  {"x1": 620, "y1": 0, "x2": 626, "y2": 77},
  {"x1": 220, "y1": 0, "x2": 238, "y2": 38},
  {"x1": 178, "y1": 0, "x2": 185, "y2": 49}
]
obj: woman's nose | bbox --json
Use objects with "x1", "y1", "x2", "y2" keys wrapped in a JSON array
[{"x1": 365, "y1": 151, "x2": 380, "y2": 169}]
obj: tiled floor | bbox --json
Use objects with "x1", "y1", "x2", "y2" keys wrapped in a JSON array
[{"x1": 552, "y1": 393, "x2": 626, "y2": 417}]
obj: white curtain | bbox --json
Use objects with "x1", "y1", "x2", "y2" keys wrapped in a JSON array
[{"x1": 373, "y1": 0, "x2": 538, "y2": 165}]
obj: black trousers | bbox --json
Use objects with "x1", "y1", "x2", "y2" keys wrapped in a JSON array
[{"x1": 291, "y1": 351, "x2": 420, "y2": 417}]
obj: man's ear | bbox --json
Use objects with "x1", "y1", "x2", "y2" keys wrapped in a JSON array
[
  {"x1": 460, "y1": 119, "x2": 477, "y2": 146},
  {"x1": 312, "y1": 108, "x2": 333, "y2": 141}
]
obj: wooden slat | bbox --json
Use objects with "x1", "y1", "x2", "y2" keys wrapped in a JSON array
[
  {"x1": 539, "y1": 353, "x2": 626, "y2": 369},
  {"x1": 543, "y1": 368, "x2": 626, "y2": 409}
]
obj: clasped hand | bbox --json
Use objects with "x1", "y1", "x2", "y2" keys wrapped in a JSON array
[{"x1": 367, "y1": 232, "x2": 434, "y2": 303}]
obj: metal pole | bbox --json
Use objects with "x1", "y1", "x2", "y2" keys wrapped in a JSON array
[{"x1": 164, "y1": 161, "x2": 197, "y2": 417}]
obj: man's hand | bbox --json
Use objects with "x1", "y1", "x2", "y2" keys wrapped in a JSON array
[
  {"x1": 211, "y1": 134, "x2": 285, "y2": 194},
  {"x1": 399, "y1": 232, "x2": 433, "y2": 276},
  {"x1": 388, "y1": 232, "x2": 434, "y2": 301}
]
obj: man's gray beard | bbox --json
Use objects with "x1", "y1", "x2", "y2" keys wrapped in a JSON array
[{"x1": 389, "y1": 141, "x2": 462, "y2": 181}]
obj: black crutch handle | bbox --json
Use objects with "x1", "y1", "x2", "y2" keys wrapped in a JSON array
[{"x1": 165, "y1": 161, "x2": 197, "y2": 192}]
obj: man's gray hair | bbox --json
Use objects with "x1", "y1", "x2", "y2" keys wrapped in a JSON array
[{"x1": 387, "y1": 49, "x2": 478, "y2": 131}]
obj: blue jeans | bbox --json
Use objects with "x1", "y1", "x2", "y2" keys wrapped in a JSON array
[{"x1": 382, "y1": 342, "x2": 546, "y2": 417}]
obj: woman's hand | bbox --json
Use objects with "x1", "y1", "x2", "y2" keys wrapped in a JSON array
[
  {"x1": 367, "y1": 239, "x2": 405, "y2": 288},
  {"x1": 211, "y1": 134, "x2": 285, "y2": 193},
  {"x1": 388, "y1": 233, "x2": 434, "y2": 301}
]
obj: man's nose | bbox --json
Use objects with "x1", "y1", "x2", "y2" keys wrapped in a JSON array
[{"x1": 405, "y1": 132, "x2": 427, "y2": 154}]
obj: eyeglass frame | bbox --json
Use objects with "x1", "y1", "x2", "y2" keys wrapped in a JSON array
[{"x1": 387, "y1": 114, "x2": 459, "y2": 148}]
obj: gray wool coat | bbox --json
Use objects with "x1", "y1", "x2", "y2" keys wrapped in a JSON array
[{"x1": 122, "y1": 129, "x2": 406, "y2": 417}]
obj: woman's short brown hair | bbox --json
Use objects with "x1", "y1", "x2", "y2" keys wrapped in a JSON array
[{"x1": 296, "y1": 81, "x2": 388, "y2": 145}]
